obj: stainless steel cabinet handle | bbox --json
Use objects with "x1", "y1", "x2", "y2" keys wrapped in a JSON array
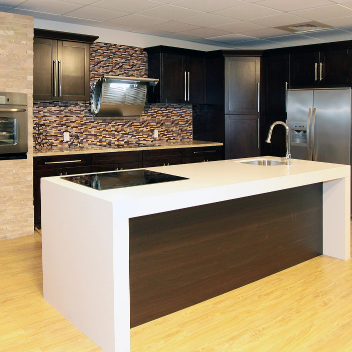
[
  {"x1": 257, "y1": 119, "x2": 260, "y2": 149},
  {"x1": 311, "y1": 108, "x2": 317, "y2": 161},
  {"x1": 320, "y1": 62, "x2": 323, "y2": 81},
  {"x1": 257, "y1": 83, "x2": 260, "y2": 112},
  {"x1": 187, "y1": 72, "x2": 190, "y2": 101},
  {"x1": 53, "y1": 60, "x2": 58, "y2": 97},
  {"x1": 45, "y1": 160, "x2": 82, "y2": 165},
  {"x1": 285, "y1": 81, "x2": 288, "y2": 112},
  {"x1": 315, "y1": 63, "x2": 318, "y2": 81},
  {"x1": 307, "y1": 108, "x2": 312, "y2": 160},
  {"x1": 184, "y1": 71, "x2": 187, "y2": 101},
  {"x1": 58, "y1": 60, "x2": 62, "y2": 97},
  {"x1": 193, "y1": 150, "x2": 217, "y2": 154}
]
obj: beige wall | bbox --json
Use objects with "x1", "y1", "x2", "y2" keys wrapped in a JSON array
[{"x1": 0, "y1": 12, "x2": 34, "y2": 240}]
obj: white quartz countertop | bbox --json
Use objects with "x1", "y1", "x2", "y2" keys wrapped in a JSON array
[
  {"x1": 33, "y1": 140, "x2": 223, "y2": 156},
  {"x1": 42, "y1": 157, "x2": 350, "y2": 220}
]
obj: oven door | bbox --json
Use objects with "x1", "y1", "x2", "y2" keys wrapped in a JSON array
[{"x1": 0, "y1": 106, "x2": 28, "y2": 157}]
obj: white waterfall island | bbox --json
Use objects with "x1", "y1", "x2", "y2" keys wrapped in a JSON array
[{"x1": 41, "y1": 157, "x2": 350, "y2": 352}]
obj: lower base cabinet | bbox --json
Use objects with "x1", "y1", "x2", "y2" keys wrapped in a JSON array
[
  {"x1": 33, "y1": 145, "x2": 223, "y2": 228},
  {"x1": 225, "y1": 116, "x2": 260, "y2": 159}
]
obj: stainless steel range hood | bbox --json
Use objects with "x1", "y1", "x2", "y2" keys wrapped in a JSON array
[{"x1": 91, "y1": 76, "x2": 159, "y2": 120}]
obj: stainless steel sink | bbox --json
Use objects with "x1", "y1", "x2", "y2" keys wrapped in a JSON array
[{"x1": 241, "y1": 158, "x2": 287, "y2": 166}]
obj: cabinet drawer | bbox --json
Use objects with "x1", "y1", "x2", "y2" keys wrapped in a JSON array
[
  {"x1": 91, "y1": 151, "x2": 142, "y2": 165},
  {"x1": 91, "y1": 162, "x2": 142, "y2": 173},
  {"x1": 143, "y1": 148, "x2": 184, "y2": 160},
  {"x1": 184, "y1": 146, "x2": 223, "y2": 163},
  {"x1": 34, "y1": 154, "x2": 92, "y2": 170}
]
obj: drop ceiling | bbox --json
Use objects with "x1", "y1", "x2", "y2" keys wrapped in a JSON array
[{"x1": 5, "y1": 0, "x2": 352, "y2": 49}]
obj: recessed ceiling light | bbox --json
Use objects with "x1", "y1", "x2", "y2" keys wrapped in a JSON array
[{"x1": 276, "y1": 21, "x2": 332, "y2": 33}]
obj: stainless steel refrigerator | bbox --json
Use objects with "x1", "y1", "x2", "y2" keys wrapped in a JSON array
[{"x1": 286, "y1": 88, "x2": 352, "y2": 165}]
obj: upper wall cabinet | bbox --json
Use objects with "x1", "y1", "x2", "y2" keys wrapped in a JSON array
[
  {"x1": 262, "y1": 53, "x2": 289, "y2": 116},
  {"x1": 290, "y1": 49, "x2": 352, "y2": 88},
  {"x1": 145, "y1": 46, "x2": 206, "y2": 104},
  {"x1": 33, "y1": 29, "x2": 98, "y2": 101},
  {"x1": 225, "y1": 56, "x2": 260, "y2": 115}
]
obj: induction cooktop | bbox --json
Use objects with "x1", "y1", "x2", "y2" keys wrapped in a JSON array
[{"x1": 62, "y1": 169, "x2": 188, "y2": 190}]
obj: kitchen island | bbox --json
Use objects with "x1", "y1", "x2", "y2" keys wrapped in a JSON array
[{"x1": 41, "y1": 157, "x2": 350, "y2": 352}]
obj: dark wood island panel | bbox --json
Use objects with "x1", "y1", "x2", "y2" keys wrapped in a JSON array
[{"x1": 129, "y1": 183, "x2": 323, "y2": 328}]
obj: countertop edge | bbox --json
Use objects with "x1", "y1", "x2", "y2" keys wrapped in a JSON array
[{"x1": 33, "y1": 141, "x2": 223, "y2": 157}]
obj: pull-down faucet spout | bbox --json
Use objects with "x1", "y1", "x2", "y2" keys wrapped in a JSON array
[{"x1": 266, "y1": 121, "x2": 291, "y2": 163}]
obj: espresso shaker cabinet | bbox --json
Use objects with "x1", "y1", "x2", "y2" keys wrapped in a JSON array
[
  {"x1": 289, "y1": 48, "x2": 352, "y2": 88},
  {"x1": 145, "y1": 46, "x2": 206, "y2": 104},
  {"x1": 33, "y1": 29, "x2": 98, "y2": 101},
  {"x1": 224, "y1": 56, "x2": 261, "y2": 159},
  {"x1": 33, "y1": 154, "x2": 92, "y2": 228},
  {"x1": 225, "y1": 56, "x2": 261, "y2": 115}
]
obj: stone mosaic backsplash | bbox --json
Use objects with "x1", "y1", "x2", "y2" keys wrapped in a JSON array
[{"x1": 33, "y1": 42, "x2": 193, "y2": 149}]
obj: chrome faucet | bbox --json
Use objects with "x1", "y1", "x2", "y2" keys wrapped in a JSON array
[{"x1": 265, "y1": 121, "x2": 291, "y2": 163}]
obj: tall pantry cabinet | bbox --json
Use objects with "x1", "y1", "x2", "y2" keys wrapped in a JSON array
[
  {"x1": 224, "y1": 56, "x2": 261, "y2": 159},
  {"x1": 205, "y1": 52, "x2": 262, "y2": 159}
]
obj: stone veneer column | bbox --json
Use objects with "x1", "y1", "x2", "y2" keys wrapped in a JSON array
[{"x1": 0, "y1": 12, "x2": 34, "y2": 240}]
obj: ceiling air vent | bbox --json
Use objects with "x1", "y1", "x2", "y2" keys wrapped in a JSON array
[{"x1": 276, "y1": 21, "x2": 332, "y2": 33}]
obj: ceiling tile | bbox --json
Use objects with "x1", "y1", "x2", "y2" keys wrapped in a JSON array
[
  {"x1": 91, "y1": 0, "x2": 162, "y2": 12},
  {"x1": 60, "y1": 0, "x2": 100, "y2": 4},
  {"x1": 213, "y1": 3, "x2": 281, "y2": 20},
  {"x1": 10, "y1": 7, "x2": 64, "y2": 20},
  {"x1": 145, "y1": 20, "x2": 201, "y2": 32},
  {"x1": 339, "y1": 1, "x2": 352, "y2": 8},
  {"x1": 63, "y1": 6, "x2": 129, "y2": 21},
  {"x1": 248, "y1": 13, "x2": 309, "y2": 27},
  {"x1": 255, "y1": 0, "x2": 332, "y2": 12},
  {"x1": 290, "y1": 4, "x2": 352, "y2": 21},
  {"x1": 138, "y1": 4, "x2": 203, "y2": 20},
  {"x1": 181, "y1": 27, "x2": 231, "y2": 38},
  {"x1": 179, "y1": 13, "x2": 237, "y2": 27},
  {"x1": 207, "y1": 33, "x2": 259, "y2": 43},
  {"x1": 322, "y1": 15, "x2": 352, "y2": 28},
  {"x1": 105, "y1": 13, "x2": 168, "y2": 27},
  {"x1": 171, "y1": 0, "x2": 245, "y2": 13},
  {"x1": 212, "y1": 21, "x2": 268, "y2": 33},
  {"x1": 15, "y1": 0, "x2": 83, "y2": 15},
  {"x1": 241, "y1": 27, "x2": 291, "y2": 37}
]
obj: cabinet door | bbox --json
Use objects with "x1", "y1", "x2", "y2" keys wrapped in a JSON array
[
  {"x1": 186, "y1": 56, "x2": 206, "y2": 104},
  {"x1": 289, "y1": 51, "x2": 319, "y2": 88},
  {"x1": 34, "y1": 39, "x2": 90, "y2": 101},
  {"x1": 262, "y1": 54, "x2": 289, "y2": 116},
  {"x1": 33, "y1": 168, "x2": 62, "y2": 228},
  {"x1": 58, "y1": 41, "x2": 90, "y2": 100},
  {"x1": 33, "y1": 38, "x2": 57, "y2": 101},
  {"x1": 320, "y1": 49, "x2": 352, "y2": 85},
  {"x1": 160, "y1": 53, "x2": 185, "y2": 103},
  {"x1": 225, "y1": 57, "x2": 260, "y2": 115},
  {"x1": 225, "y1": 116, "x2": 260, "y2": 159}
]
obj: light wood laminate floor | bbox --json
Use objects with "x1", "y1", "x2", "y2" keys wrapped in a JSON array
[{"x1": 1, "y1": 229, "x2": 352, "y2": 352}]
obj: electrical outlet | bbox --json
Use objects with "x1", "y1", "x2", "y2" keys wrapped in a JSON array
[
  {"x1": 153, "y1": 129, "x2": 158, "y2": 138},
  {"x1": 64, "y1": 132, "x2": 70, "y2": 142}
]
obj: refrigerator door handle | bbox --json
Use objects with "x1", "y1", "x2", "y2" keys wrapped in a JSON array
[
  {"x1": 311, "y1": 108, "x2": 317, "y2": 161},
  {"x1": 307, "y1": 108, "x2": 312, "y2": 160}
]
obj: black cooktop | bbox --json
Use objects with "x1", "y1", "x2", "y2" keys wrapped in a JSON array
[{"x1": 62, "y1": 169, "x2": 188, "y2": 190}]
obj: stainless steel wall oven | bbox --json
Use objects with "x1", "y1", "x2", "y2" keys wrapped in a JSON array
[{"x1": 0, "y1": 92, "x2": 28, "y2": 159}]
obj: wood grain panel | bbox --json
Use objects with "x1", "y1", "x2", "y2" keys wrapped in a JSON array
[{"x1": 129, "y1": 183, "x2": 323, "y2": 328}]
